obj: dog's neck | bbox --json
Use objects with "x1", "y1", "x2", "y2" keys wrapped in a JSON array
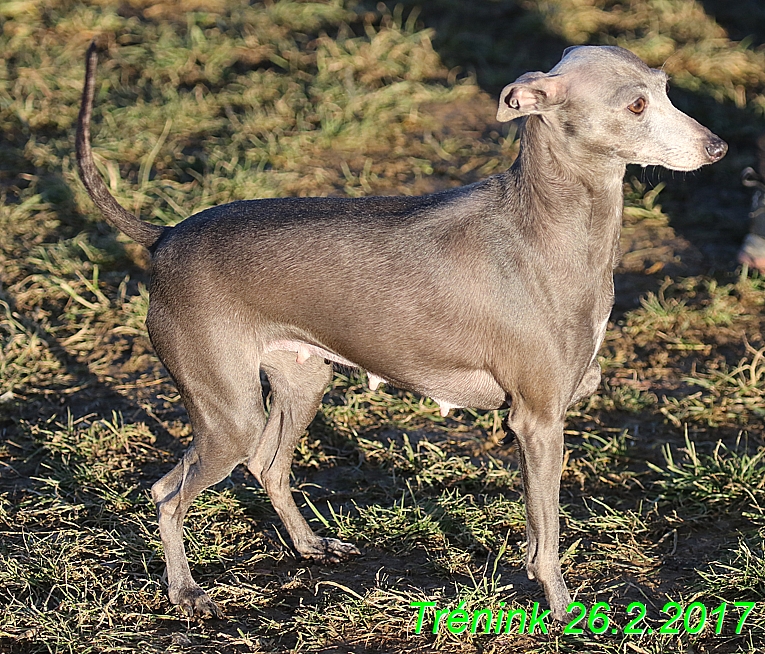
[{"x1": 510, "y1": 116, "x2": 625, "y2": 270}]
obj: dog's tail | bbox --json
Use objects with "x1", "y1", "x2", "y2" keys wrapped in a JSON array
[{"x1": 76, "y1": 42, "x2": 165, "y2": 249}]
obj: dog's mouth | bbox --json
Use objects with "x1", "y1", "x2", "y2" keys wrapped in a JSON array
[{"x1": 634, "y1": 145, "x2": 727, "y2": 171}]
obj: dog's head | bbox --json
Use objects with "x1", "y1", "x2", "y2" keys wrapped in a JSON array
[{"x1": 497, "y1": 45, "x2": 726, "y2": 171}]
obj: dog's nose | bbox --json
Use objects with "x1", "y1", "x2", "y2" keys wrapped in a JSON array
[{"x1": 705, "y1": 137, "x2": 728, "y2": 162}]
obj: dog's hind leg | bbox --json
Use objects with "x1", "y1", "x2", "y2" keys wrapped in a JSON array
[
  {"x1": 149, "y1": 334, "x2": 268, "y2": 617},
  {"x1": 250, "y1": 351, "x2": 360, "y2": 562}
]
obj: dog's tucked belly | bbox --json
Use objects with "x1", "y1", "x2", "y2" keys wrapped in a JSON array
[
  {"x1": 265, "y1": 339, "x2": 356, "y2": 367},
  {"x1": 264, "y1": 339, "x2": 504, "y2": 415}
]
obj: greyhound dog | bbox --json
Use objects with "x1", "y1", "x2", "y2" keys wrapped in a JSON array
[{"x1": 76, "y1": 42, "x2": 726, "y2": 621}]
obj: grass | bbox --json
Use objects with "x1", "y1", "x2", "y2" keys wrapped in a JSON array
[{"x1": 0, "y1": 0, "x2": 764, "y2": 652}]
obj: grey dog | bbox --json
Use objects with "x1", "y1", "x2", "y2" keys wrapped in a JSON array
[{"x1": 76, "y1": 42, "x2": 726, "y2": 620}]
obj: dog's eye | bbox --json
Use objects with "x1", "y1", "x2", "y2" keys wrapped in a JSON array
[{"x1": 628, "y1": 97, "x2": 646, "y2": 115}]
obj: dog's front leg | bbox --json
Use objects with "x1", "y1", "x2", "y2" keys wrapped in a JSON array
[
  {"x1": 569, "y1": 360, "x2": 602, "y2": 406},
  {"x1": 513, "y1": 413, "x2": 571, "y2": 621}
]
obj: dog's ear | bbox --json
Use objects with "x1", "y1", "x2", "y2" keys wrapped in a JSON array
[
  {"x1": 562, "y1": 45, "x2": 582, "y2": 58},
  {"x1": 496, "y1": 72, "x2": 566, "y2": 122}
]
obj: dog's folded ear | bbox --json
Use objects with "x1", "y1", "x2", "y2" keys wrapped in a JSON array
[{"x1": 496, "y1": 72, "x2": 566, "y2": 122}]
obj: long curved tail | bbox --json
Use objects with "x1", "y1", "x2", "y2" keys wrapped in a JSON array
[{"x1": 76, "y1": 43, "x2": 165, "y2": 249}]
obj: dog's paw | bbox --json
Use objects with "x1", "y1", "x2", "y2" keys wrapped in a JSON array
[
  {"x1": 299, "y1": 537, "x2": 361, "y2": 563},
  {"x1": 171, "y1": 584, "x2": 223, "y2": 619}
]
